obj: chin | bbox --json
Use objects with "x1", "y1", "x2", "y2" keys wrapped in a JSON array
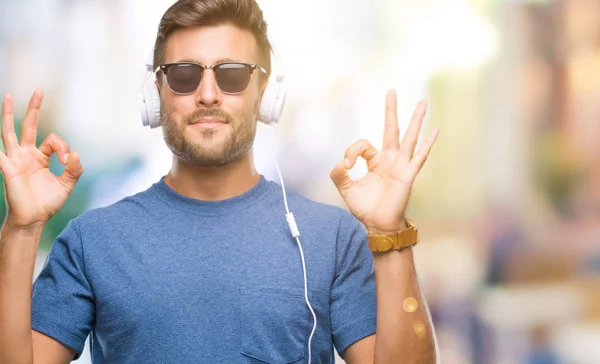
[{"x1": 188, "y1": 152, "x2": 243, "y2": 167}]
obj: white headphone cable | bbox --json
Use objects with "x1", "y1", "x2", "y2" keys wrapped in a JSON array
[{"x1": 267, "y1": 123, "x2": 317, "y2": 364}]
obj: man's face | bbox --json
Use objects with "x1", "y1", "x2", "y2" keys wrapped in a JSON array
[{"x1": 159, "y1": 24, "x2": 264, "y2": 166}]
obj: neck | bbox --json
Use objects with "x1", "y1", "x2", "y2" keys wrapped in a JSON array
[{"x1": 164, "y1": 150, "x2": 260, "y2": 201}]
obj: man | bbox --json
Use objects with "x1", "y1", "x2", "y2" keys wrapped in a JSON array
[{"x1": 0, "y1": 0, "x2": 440, "y2": 363}]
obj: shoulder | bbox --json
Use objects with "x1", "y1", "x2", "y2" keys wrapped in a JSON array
[
  {"x1": 71, "y1": 183, "x2": 160, "y2": 233},
  {"x1": 265, "y1": 180, "x2": 362, "y2": 234}
]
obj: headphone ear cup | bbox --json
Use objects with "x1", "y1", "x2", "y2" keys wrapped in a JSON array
[
  {"x1": 140, "y1": 82, "x2": 162, "y2": 128},
  {"x1": 259, "y1": 75, "x2": 286, "y2": 125}
]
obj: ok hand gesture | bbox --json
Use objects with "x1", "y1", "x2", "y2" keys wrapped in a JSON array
[
  {"x1": 330, "y1": 90, "x2": 439, "y2": 234},
  {"x1": 1, "y1": 89, "x2": 83, "y2": 229}
]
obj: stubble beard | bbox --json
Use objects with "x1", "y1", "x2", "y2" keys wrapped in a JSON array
[{"x1": 161, "y1": 101, "x2": 259, "y2": 167}]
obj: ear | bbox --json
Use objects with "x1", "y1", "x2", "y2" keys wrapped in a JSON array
[
  {"x1": 254, "y1": 80, "x2": 267, "y2": 125},
  {"x1": 260, "y1": 78, "x2": 268, "y2": 95},
  {"x1": 256, "y1": 79, "x2": 267, "y2": 108},
  {"x1": 258, "y1": 78, "x2": 268, "y2": 105}
]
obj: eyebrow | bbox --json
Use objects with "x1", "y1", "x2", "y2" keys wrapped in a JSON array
[{"x1": 174, "y1": 58, "x2": 242, "y2": 65}]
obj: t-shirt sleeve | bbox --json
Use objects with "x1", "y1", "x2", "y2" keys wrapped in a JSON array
[
  {"x1": 31, "y1": 219, "x2": 95, "y2": 358},
  {"x1": 330, "y1": 212, "x2": 377, "y2": 356}
]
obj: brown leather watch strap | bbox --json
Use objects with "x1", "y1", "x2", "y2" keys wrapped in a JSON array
[{"x1": 367, "y1": 221, "x2": 419, "y2": 252}]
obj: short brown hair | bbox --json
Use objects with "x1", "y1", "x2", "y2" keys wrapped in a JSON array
[{"x1": 153, "y1": 0, "x2": 272, "y2": 75}]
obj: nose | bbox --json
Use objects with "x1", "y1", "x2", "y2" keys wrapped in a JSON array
[{"x1": 195, "y1": 68, "x2": 222, "y2": 107}]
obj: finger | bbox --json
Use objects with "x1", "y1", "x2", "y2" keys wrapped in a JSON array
[
  {"x1": 1, "y1": 94, "x2": 19, "y2": 155},
  {"x1": 330, "y1": 159, "x2": 354, "y2": 196},
  {"x1": 398, "y1": 100, "x2": 428, "y2": 158},
  {"x1": 382, "y1": 89, "x2": 400, "y2": 150},
  {"x1": 344, "y1": 139, "x2": 379, "y2": 169},
  {"x1": 59, "y1": 150, "x2": 83, "y2": 191},
  {"x1": 20, "y1": 88, "x2": 44, "y2": 147},
  {"x1": 38, "y1": 133, "x2": 70, "y2": 164},
  {"x1": 404, "y1": 128, "x2": 439, "y2": 178}
]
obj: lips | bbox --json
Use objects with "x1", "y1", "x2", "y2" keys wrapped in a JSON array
[
  {"x1": 190, "y1": 117, "x2": 227, "y2": 125},
  {"x1": 188, "y1": 117, "x2": 228, "y2": 130}
]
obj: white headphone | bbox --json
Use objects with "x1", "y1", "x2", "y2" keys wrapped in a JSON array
[{"x1": 139, "y1": 50, "x2": 287, "y2": 128}]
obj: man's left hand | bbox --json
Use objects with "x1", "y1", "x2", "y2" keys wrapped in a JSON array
[{"x1": 330, "y1": 89, "x2": 439, "y2": 234}]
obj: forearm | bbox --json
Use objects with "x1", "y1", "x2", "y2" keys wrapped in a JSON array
[
  {"x1": 0, "y1": 223, "x2": 44, "y2": 364},
  {"x1": 372, "y1": 247, "x2": 437, "y2": 364}
]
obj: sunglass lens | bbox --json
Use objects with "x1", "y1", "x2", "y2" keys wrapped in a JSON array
[
  {"x1": 215, "y1": 64, "x2": 251, "y2": 93},
  {"x1": 166, "y1": 64, "x2": 202, "y2": 94}
]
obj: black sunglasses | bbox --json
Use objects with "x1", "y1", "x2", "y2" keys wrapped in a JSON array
[{"x1": 155, "y1": 62, "x2": 267, "y2": 95}]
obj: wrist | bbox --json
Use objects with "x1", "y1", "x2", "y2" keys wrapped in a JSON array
[
  {"x1": 366, "y1": 219, "x2": 419, "y2": 253},
  {"x1": 366, "y1": 219, "x2": 408, "y2": 235},
  {"x1": 2, "y1": 219, "x2": 46, "y2": 237}
]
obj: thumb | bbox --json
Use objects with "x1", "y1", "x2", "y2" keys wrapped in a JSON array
[
  {"x1": 330, "y1": 159, "x2": 353, "y2": 196},
  {"x1": 59, "y1": 151, "x2": 84, "y2": 191}
]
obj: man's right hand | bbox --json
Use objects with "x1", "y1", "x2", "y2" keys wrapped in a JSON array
[{"x1": 1, "y1": 89, "x2": 83, "y2": 230}]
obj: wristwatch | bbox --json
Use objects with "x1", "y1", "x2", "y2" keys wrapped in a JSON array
[{"x1": 367, "y1": 219, "x2": 419, "y2": 252}]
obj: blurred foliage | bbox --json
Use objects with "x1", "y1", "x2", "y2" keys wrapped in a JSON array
[{"x1": 533, "y1": 131, "x2": 585, "y2": 216}]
